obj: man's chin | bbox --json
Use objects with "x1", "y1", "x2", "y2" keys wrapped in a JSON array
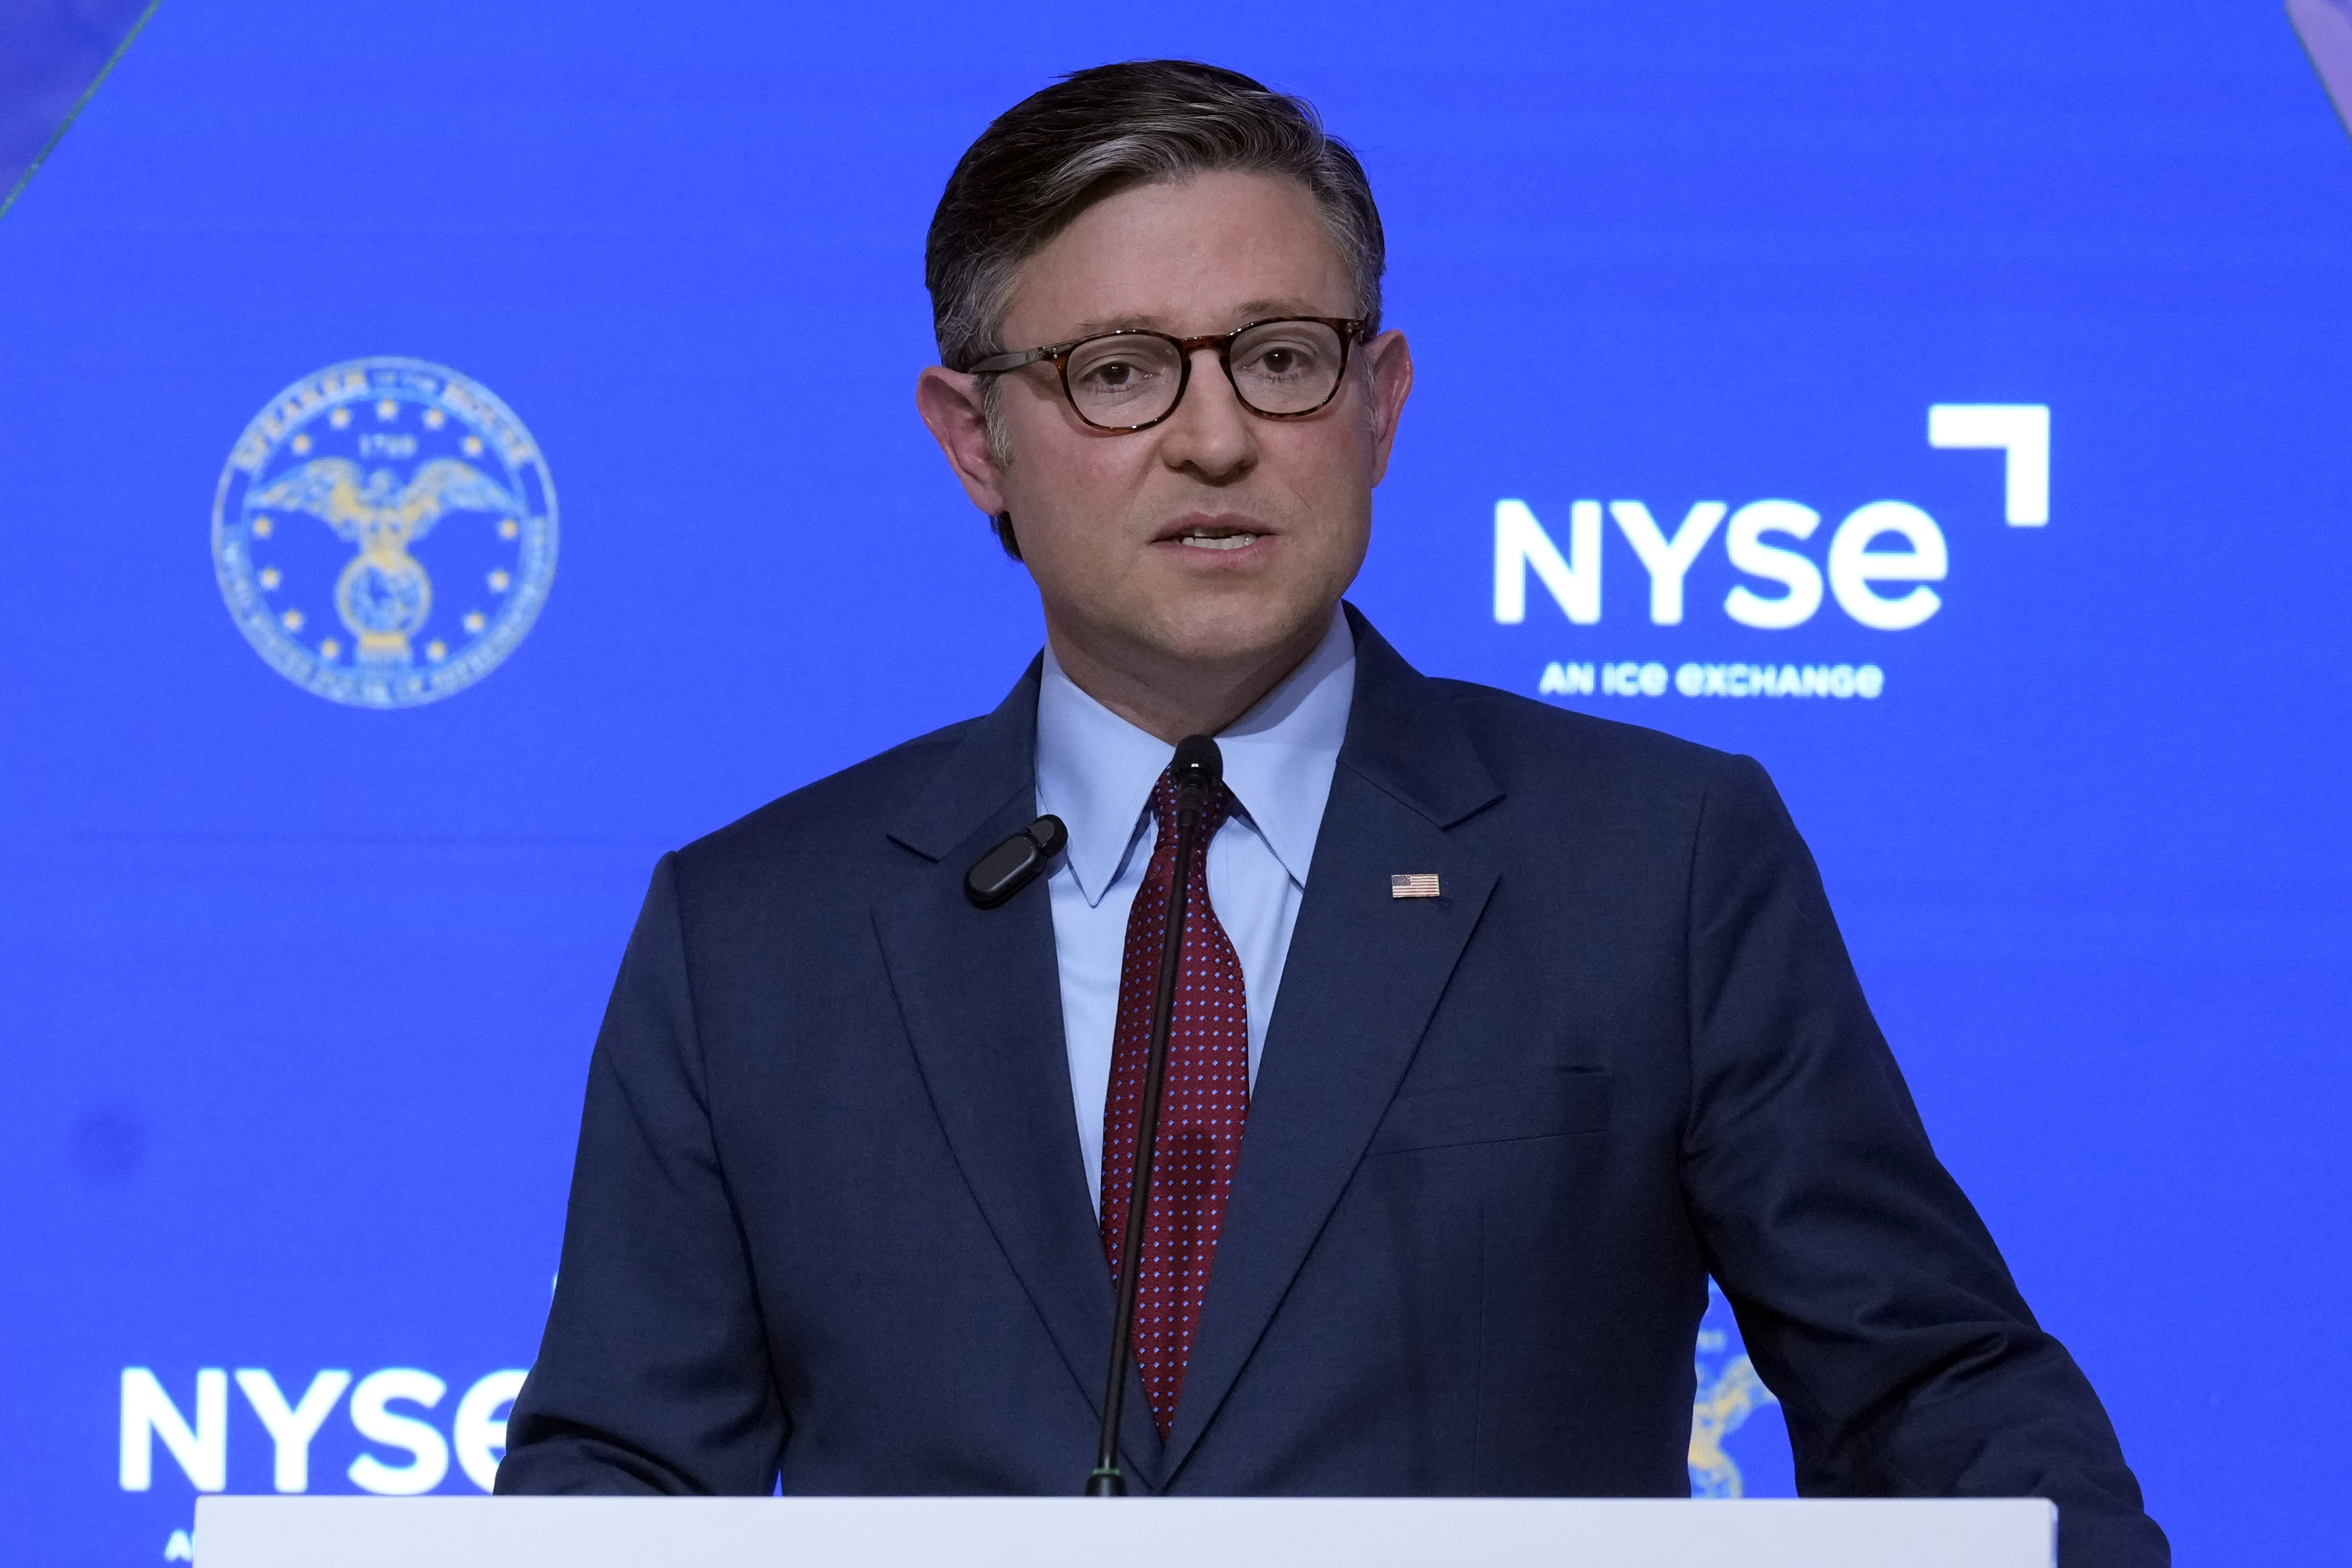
[{"x1": 1136, "y1": 595, "x2": 1335, "y2": 675}]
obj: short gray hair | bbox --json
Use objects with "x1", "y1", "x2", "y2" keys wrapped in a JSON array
[{"x1": 924, "y1": 61, "x2": 1387, "y2": 557}]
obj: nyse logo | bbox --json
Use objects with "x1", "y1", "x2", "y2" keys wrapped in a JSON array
[
  {"x1": 1492, "y1": 403, "x2": 2048, "y2": 637},
  {"x1": 120, "y1": 1365, "x2": 526, "y2": 1496}
]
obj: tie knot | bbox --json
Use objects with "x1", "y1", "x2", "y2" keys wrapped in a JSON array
[{"x1": 1147, "y1": 766, "x2": 1233, "y2": 839}]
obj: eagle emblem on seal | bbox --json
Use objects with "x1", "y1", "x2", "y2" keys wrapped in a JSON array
[{"x1": 250, "y1": 457, "x2": 524, "y2": 663}]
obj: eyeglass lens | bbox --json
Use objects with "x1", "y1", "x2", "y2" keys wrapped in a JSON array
[{"x1": 1065, "y1": 320, "x2": 1347, "y2": 427}]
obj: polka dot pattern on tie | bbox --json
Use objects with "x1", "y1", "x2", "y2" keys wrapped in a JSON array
[{"x1": 1098, "y1": 768, "x2": 1250, "y2": 1440}]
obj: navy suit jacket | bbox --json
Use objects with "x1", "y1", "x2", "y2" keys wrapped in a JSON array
[{"x1": 500, "y1": 609, "x2": 2165, "y2": 1566}]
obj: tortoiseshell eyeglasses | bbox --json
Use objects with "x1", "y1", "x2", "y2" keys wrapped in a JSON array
[{"x1": 964, "y1": 316, "x2": 1368, "y2": 432}]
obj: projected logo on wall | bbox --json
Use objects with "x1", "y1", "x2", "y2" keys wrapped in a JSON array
[
  {"x1": 1494, "y1": 403, "x2": 2047, "y2": 704},
  {"x1": 1689, "y1": 1281, "x2": 1779, "y2": 1497},
  {"x1": 211, "y1": 357, "x2": 558, "y2": 707}
]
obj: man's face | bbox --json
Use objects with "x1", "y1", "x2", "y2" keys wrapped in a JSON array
[{"x1": 924, "y1": 170, "x2": 1411, "y2": 688}]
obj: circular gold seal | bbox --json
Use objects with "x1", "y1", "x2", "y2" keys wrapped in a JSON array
[{"x1": 212, "y1": 357, "x2": 557, "y2": 707}]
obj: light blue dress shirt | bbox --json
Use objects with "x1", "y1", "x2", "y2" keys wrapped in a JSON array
[{"x1": 1035, "y1": 606, "x2": 1356, "y2": 1213}]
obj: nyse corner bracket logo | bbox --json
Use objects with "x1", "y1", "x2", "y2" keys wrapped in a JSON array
[{"x1": 212, "y1": 358, "x2": 558, "y2": 707}]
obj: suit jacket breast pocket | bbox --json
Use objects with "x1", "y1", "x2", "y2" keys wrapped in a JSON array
[{"x1": 1367, "y1": 1068, "x2": 1615, "y2": 1156}]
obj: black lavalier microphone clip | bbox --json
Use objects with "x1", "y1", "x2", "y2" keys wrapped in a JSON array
[{"x1": 964, "y1": 815, "x2": 1068, "y2": 909}]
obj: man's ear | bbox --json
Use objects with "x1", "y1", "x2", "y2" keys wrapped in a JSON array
[
  {"x1": 1363, "y1": 329, "x2": 1414, "y2": 487},
  {"x1": 916, "y1": 366, "x2": 1010, "y2": 515}
]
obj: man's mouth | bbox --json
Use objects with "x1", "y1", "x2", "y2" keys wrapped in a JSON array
[
  {"x1": 1159, "y1": 514, "x2": 1271, "y2": 552},
  {"x1": 1174, "y1": 527, "x2": 1260, "y2": 551}
]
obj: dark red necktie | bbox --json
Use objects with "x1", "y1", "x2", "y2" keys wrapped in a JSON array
[{"x1": 1099, "y1": 769, "x2": 1250, "y2": 1438}]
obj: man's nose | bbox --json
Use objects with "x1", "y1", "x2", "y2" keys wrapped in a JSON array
[{"x1": 1155, "y1": 346, "x2": 1256, "y2": 477}]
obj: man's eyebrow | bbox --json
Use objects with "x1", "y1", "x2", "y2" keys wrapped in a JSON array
[
  {"x1": 1061, "y1": 299, "x2": 1323, "y2": 338},
  {"x1": 1230, "y1": 297, "x2": 1316, "y2": 320},
  {"x1": 1067, "y1": 314, "x2": 1167, "y2": 336}
]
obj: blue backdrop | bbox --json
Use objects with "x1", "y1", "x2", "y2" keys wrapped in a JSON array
[{"x1": 4, "y1": 2, "x2": 2348, "y2": 1562}]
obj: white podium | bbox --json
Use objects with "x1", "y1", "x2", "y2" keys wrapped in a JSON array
[{"x1": 194, "y1": 1495, "x2": 2055, "y2": 1567}]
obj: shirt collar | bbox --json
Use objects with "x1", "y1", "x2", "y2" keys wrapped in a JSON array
[{"x1": 1036, "y1": 605, "x2": 1356, "y2": 908}]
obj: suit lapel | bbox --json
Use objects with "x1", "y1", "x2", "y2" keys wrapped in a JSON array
[
  {"x1": 1160, "y1": 612, "x2": 1504, "y2": 1482},
  {"x1": 869, "y1": 663, "x2": 1166, "y2": 1489}
]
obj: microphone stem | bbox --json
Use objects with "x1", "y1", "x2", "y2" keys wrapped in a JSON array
[{"x1": 1087, "y1": 785, "x2": 1205, "y2": 1497}]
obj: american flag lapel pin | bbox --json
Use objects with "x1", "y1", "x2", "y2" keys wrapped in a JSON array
[{"x1": 1390, "y1": 873, "x2": 1441, "y2": 900}]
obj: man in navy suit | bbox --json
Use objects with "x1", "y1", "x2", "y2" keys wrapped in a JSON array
[{"x1": 499, "y1": 60, "x2": 2167, "y2": 1567}]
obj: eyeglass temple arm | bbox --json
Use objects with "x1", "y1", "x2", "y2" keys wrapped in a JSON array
[{"x1": 961, "y1": 345, "x2": 1054, "y2": 376}]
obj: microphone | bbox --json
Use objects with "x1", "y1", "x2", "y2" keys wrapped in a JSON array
[
  {"x1": 1087, "y1": 733, "x2": 1221, "y2": 1497},
  {"x1": 964, "y1": 815, "x2": 1067, "y2": 909}
]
